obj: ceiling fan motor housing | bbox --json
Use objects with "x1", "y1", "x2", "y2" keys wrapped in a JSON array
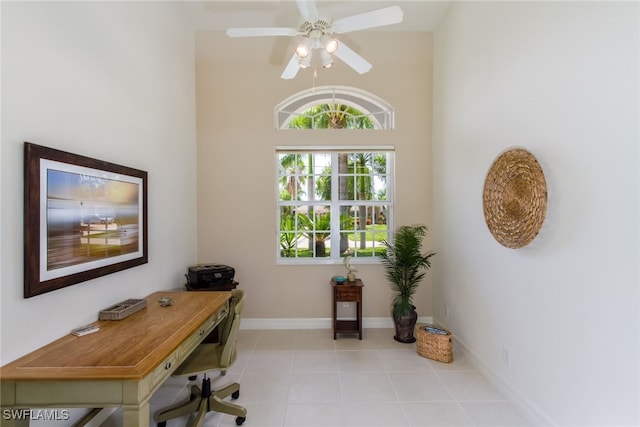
[{"x1": 299, "y1": 19, "x2": 332, "y2": 39}]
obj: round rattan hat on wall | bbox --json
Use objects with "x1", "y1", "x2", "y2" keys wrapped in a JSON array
[{"x1": 483, "y1": 148, "x2": 547, "y2": 249}]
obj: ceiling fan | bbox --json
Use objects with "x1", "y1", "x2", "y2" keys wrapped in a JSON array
[{"x1": 225, "y1": 0, "x2": 404, "y2": 79}]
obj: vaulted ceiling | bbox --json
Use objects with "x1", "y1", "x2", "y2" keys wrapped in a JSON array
[
  {"x1": 190, "y1": 1, "x2": 448, "y2": 67},
  {"x1": 186, "y1": 1, "x2": 450, "y2": 32}
]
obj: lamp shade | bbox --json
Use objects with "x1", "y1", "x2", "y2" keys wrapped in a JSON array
[
  {"x1": 298, "y1": 53, "x2": 312, "y2": 68},
  {"x1": 295, "y1": 44, "x2": 309, "y2": 58},
  {"x1": 321, "y1": 50, "x2": 333, "y2": 68},
  {"x1": 325, "y1": 39, "x2": 338, "y2": 54}
]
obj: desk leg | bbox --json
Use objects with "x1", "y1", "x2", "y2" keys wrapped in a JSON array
[
  {"x1": 0, "y1": 382, "x2": 27, "y2": 427},
  {"x1": 0, "y1": 418, "x2": 29, "y2": 427},
  {"x1": 122, "y1": 403, "x2": 150, "y2": 427}
]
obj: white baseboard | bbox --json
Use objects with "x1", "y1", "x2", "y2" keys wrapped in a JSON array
[
  {"x1": 241, "y1": 316, "x2": 433, "y2": 330},
  {"x1": 445, "y1": 329, "x2": 554, "y2": 426}
]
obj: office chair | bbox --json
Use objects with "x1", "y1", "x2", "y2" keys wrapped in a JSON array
[{"x1": 155, "y1": 289, "x2": 247, "y2": 427}]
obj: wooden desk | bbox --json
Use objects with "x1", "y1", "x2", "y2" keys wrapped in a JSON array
[
  {"x1": 0, "y1": 291, "x2": 230, "y2": 427},
  {"x1": 185, "y1": 282, "x2": 239, "y2": 343}
]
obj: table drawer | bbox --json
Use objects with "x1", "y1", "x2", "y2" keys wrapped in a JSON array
[
  {"x1": 179, "y1": 316, "x2": 216, "y2": 359},
  {"x1": 336, "y1": 286, "x2": 360, "y2": 301},
  {"x1": 179, "y1": 302, "x2": 228, "y2": 358},
  {"x1": 150, "y1": 349, "x2": 181, "y2": 390},
  {"x1": 216, "y1": 302, "x2": 229, "y2": 324}
]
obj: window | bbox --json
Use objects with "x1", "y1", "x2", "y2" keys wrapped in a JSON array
[
  {"x1": 275, "y1": 86, "x2": 395, "y2": 264},
  {"x1": 275, "y1": 86, "x2": 394, "y2": 130},
  {"x1": 277, "y1": 148, "x2": 394, "y2": 264}
]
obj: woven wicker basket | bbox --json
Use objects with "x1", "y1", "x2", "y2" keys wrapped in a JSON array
[
  {"x1": 99, "y1": 298, "x2": 147, "y2": 320},
  {"x1": 416, "y1": 324, "x2": 453, "y2": 363},
  {"x1": 483, "y1": 148, "x2": 547, "y2": 249}
]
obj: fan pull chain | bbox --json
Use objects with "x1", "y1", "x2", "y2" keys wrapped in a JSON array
[{"x1": 312, "y1": 67, "x2": 318, "y2": 92}]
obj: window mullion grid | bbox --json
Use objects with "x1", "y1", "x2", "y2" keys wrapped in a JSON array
[
  {"x1": 386, "y1": 152, "x2": 394, "y2": 241},
  {"x1": 330, "y1": 152, "x2": 340, "y2": 260},
  {"x1": 338, "y1": 199, "x2": 355, "y2": 257},
  {"x1": 277, "y1": 149, "x2": 393, "y2": 263}
]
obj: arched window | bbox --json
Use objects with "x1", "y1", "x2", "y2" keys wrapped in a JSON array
[
  {"x1": 274, "y1": 87, "x2": 395, "y2": 264},
  {"x1": 275, "y1": 86, "x2": 394, "y2": 130}
]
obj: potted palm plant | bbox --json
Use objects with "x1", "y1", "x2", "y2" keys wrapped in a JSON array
[{"x1": 380, "y1": 224, "x2": 435, "y2": 343}]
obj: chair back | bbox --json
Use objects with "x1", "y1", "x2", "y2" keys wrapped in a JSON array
[{"x1": 218, "y1": 289, "x2": 245, "y2": 369}]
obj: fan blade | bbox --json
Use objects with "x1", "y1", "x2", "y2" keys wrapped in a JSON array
[
  {"x1": 333, "y1": 42, "x2": 372, "y2": 74},
  {"x1": 226, "y1": 27, "x2": 297, "y2": 38},
  {"x1": 296, "y1": 0, "x2": 319, "y2": 22},
  {"x1": 281, "y1": 54, "x2": 301, "y2": 79},
  {"x1": 333, "y1": 6, "x2": 404, "y2": 34}
]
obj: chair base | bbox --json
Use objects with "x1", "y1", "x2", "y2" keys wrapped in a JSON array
[{"x1": 155, "y1": 377, "x2": 246, "y2": 427}]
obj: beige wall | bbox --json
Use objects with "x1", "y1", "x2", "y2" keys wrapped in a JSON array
[{"x1": 195, "y1": 31, "x2": 435, "y2": 320}]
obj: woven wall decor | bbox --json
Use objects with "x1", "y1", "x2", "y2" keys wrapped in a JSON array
[{"x1": 483, "y1": 148, "x2": 547, "y2": 249}]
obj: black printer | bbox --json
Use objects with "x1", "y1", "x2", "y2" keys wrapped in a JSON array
[{"x1": 186, "y1": 264, "x2": 235, "y2": 290}]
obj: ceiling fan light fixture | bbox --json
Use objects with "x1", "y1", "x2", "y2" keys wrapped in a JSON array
[
  {"x1": 325, "y1": 39, "x2": 339, "y2": 54},
  {"x1": 295, "y1": 44, "x2": 309, "y2": 58},
  {"x1": 225, "y1": 1, "x2": 404, "y2": 80},
  {"x1": 299, "y1": 54, "x2": 312, "y2": 68},
  {"x1": 321, "y1": 50, "x2": 334, "y2": 68}
]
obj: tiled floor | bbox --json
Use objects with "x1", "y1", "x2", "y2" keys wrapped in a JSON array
[{"x1": 108, "y1": 328, "x2": 535, "y2": 427}]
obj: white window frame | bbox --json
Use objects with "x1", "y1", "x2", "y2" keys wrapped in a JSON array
[
  {"x1": 275, "y1": 86, "x2": 394, "y2": 130},
  {"x1": 276, "y1": 146, "x2": 394, "y2": 265}
]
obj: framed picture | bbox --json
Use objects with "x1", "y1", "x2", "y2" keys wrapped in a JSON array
[{"x1": 24, "y1": 142, "x2": 148, "y2": 298}]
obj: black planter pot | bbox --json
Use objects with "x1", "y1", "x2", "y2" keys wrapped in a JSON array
[{"x1": 393, "y1": 307, "x2": 418, "y2": 343}]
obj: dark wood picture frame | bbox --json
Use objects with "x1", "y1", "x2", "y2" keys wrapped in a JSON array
[{"x1": 24, "y1": 142, "x2": 148, "y2": 298}]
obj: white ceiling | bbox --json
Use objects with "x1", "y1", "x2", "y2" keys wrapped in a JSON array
[
  {"x1": 185, "y1": 1, "x2": 451, "y2": 32},
  {"x1": 189, "y1": 1, "x2": 449, "y2": 68}
]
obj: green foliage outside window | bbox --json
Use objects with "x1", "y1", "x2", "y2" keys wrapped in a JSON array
[{"x1": 277, "y1": 103, "x2": 392, "y2": 262}]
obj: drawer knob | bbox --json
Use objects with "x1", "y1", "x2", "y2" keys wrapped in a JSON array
[
  {"x1": 200, "y1": 329, "x2": 206, "y2": 336},
  {"x1": 165, "y1": 361, "x2": 172, "y2": 370}
]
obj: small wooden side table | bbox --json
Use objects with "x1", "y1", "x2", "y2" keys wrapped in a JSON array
[{"x1": 331, "y1": 278, "x2": 364, "y2": 340}]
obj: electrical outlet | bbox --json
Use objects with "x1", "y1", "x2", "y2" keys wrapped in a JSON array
[{"x1": 502, "y1": 346, "x2": 511, "y2": 366}]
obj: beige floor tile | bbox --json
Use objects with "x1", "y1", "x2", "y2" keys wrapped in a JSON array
[
  {"x1": 437, "y1": 371, "x2": 505, "y2": 402},
  {"x1": 340, "y1": 372, "x2": 397, "y2": 402},
  {"x1": 283, "y1": 403, "x2": 345, "y2": 426},
  {"x1": 461, "y1": 401, "x2": 536, "y2": 426},
  {"x1": 377, "y1": 349, "x2": 432, "y2": 372},
  {"x1": 402, "y1": 402, "x2": 474, "y2": 426},
  {"x1": 295, "y1": 330, "x2": 337, "y2": 351},
  {"x1": 292, "y1": 350, "x2": 339, "y2": 373},
  {"x1": 343, "y1": 402, "x2": 409, "y2": 426},
  {"x1": 288, "y1": 373, "x2": 342, "y2": 403},
  {"x1": 336, "y1": 350, "x2": 384, "y2": 372},
  {"x1": 219, "y1": 403, "x2": 285, "y2": 427},
  {"x1": 254, "y1": 331, "x2": 297, "y2": 351},
  {"x1": 334, "y1": 335, "x2": 377, "y2": 350},
  {"x1": 388, "y1": 371, "x2": 454, "y2": 402},
  {"x1": 236, "y1": 329, "x2": 261, "y2": 352},
  {"x1": 131, "y1": 328, "x2": 536, "y2": 427},
  {"x1": 235, "y1": 372, "x2": 290, "y2": 404},
  {"x1": 244, "y1": 350, "x2": 294, "y2": 373}
]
